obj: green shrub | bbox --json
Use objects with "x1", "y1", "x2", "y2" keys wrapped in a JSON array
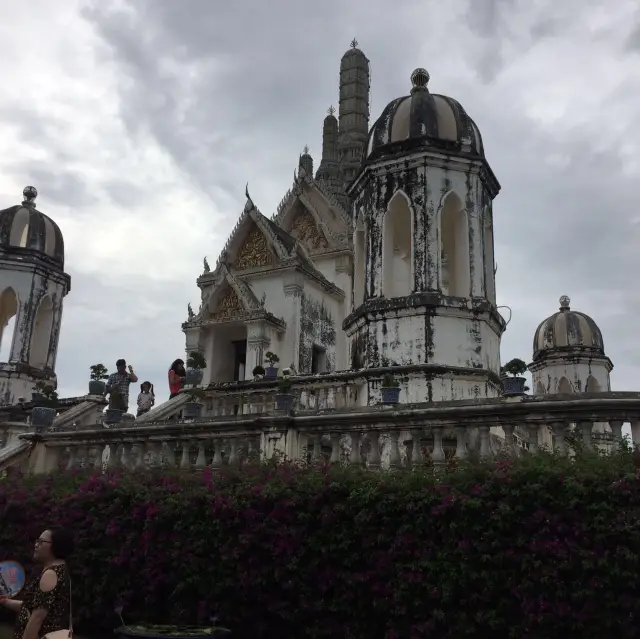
[{"x1": 0, "y1": 451, "x2": 639, "y2": 638}]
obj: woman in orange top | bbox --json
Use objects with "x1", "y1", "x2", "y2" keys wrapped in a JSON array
[{"x1": 168, "y1": 359, "x2": 186, "y2": 398}]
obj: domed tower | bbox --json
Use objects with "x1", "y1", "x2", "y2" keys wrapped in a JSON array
[
  {"x1": 337, "y1": 39, "x2": 370, "y2": 189},
  {"x1": 344, "y1": 68, "x2": 504, "y2": 403},
  {"x1": 529, "y1": 295, "x2": 612, "y2": 394},
  {"x1": 0, "y1": 187, "x2": 71, "y2": 404}
]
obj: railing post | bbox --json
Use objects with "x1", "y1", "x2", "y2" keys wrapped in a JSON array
[
  {"x1": 431, "y1": 426, "x2": 446, "y2": 469},
  {"x1": 527, "y1": 425, "x2": 539, "y2": 453},
  {"x1": 411, "y1": 429, "x2": 424, "y2": 469},
  {"x1": 578, "y1": 421, "x2": 594, "y2": 451},
  {"x1": 367, "y1": 432, "x2": 381, "y2": 470},
  {"x1": 502, "y1": 424, "x2": 516, "y2": 457},
  {"x1": 330, "y1": 433, "x2": 341, "y2": 463},
  {"x1": 609, "y1": 420, "x2": 624, "y2": 444},
  {"x1": 388, "y1": 431, "x2": 401, "y2": 469},
  {"x1": 551, "y1": 422, "x2": 568, "y2": 455},
  {"x1": 350, "y1": 432, "x2": 362, "y2": 466},
  {"x1": 478, "y1": 426, "x2": 491, "y2": 458},
  {"x1": 454, "y1": 426, "x2": 467, "y2": 459},
  {"x1": 630, "y1": 420, "x2": 640, "y2": 448}
]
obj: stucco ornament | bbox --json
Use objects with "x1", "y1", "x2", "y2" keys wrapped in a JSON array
[
  {"x1": 235, "y1": 227, "x2": 274, "y2": 270},
  {"x1": 211, "y1": 288, "x2": 244, "y2": 320},
  {"x1": 290, "y1": 211, "x2": 328, "y2": 251}
]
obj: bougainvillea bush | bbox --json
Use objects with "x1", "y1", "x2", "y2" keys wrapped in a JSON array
[{"x1": 1, "y1": 450, "x2": 640, "y2": 639}]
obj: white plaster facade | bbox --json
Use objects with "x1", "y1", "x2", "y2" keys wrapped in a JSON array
[
  {"x1": 183, "y1": 52, "x2": 506, "y2": 406},
  {"x1": 0, "y1": 187, "x2": 70, "y2": 405}
]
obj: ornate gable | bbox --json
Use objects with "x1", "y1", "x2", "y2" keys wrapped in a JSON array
[
  {"x1": 289, "y1": 208, "x2": 329, "y2": 253},
  {"x1": 235, "y1": 222, "x2": 276, "y2": 270},
  {"x1": 273, "y1": 171, "x2": 350, "y2": 251},
  {"x1": 203, "y1": 263, "x2": 261, "y2": 322},
  {"x1": 216, "y1": 187, "x2": 296, "y2": 273}
]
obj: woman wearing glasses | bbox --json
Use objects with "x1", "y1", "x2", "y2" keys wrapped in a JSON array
[{"x1": 0, "y1": 528, "x2": 73, "y2": 639}]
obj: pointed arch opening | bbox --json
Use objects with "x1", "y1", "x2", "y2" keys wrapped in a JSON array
[
  {"x1": 585, "y1": 375, "x2": 602, "y2": 393},
  {"x1": 353, "y1": 216, "x2": 366, "y2": 308},
  {"x1": 439, "y1": 192, "x2": 470, "y2": 297},
  {"x1": 382, "y1": 191, "x2": 413, "y2": 298},
  {"x1": 535, "y1": 381, "x2": 545, "y2": 395},
  {"x1": 29, "y1": 295, "x2": 54, "y2": 369},
  {"x1": 557, "y1": 377, "x2": 573, "y2": 394},
  {"x1": 0, "y1": 287, "x2": 19, "y2": 362}
]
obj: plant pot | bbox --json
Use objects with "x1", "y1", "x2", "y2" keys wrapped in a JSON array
[
  {"x1": 381, "y1": 386, "x2": 401, "y2": 404},
  {"x1": 115, "y1": 625, "x2": 231, "y2": 639},
  {"x1": 89, "y1": 380, "x2": 106, "y2": 395},
  {"x1": 105, "y1": 408, "x2": 124, "y2": 424},
  {"x1": 185, "y1": 368, "x2": 204, "y2": 386},
  {"x1": 183, "y1": 402, "x2": 203, "y2": 418},
  {"x1": 265, "y1": 366, "x2": 278, "y2": 379},
  {"x1": 275, "y1": 393, "x2": 295, "y2": 411},
  {"x1": 30, "y1": 406, "x2": 56, "y2": 430},
  {"x1": 502, "y1": 376, "x2": 526, "y2": 396}
]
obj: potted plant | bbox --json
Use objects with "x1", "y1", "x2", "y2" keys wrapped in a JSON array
[
  {"x1": 501, "y1": 358, "x2": 528, "y2": 396},
  {"x1": 185, "y1": 351, "x2": 207, "y2": 386},
  {"x1": 274, "y1": 377, "x2": 294, "y2": 411},
  {"x1": 89, "y1": 363, "x2": 109, "y2": 395},
  {"x1": 252, "y1": 365, "x2": 265, "y2": 380},
  {"x1": 184, "y1": 388, "x2": 206, "y2": 419},
  {"x1": 30, "y1": 383, "x2": 58, "y2": 430},
  {"x1": 264, "y1": 351, "x2": 279, "y2": 379},
  {"x1": 380, "y1": 374, "x2": 401, "y2": 404}
]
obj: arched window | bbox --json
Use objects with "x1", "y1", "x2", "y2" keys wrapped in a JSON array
[
  {"x1": 0, "y1": 287, "x2": 19, "y2": 362},
  {"x1": 30, "y1": 295, "x2": 54, "y2": 369},
  {"x1": 585, "y1": 375, "x2": 602, "y2": 393},
  {"x1": 353, "y1": 216, "x2": 366, "y2": 307},
  {"x1": 439, "y1": 192, "x2": 470, "y2": 297},
  {"x1": 557, "y1": 377, "x2": 573, "y2": 394},
  {"x1": 381, "y1": 191, "x2": 412, "y2": 298}
]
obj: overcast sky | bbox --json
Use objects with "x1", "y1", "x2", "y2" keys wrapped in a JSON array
[{"x1": 0, "y1": 0, "x2": 639, "y2": 405}]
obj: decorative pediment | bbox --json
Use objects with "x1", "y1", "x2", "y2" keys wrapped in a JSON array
[
  {"x1": 273, "y1": 171, "x2": 350, "y2": 249},
  {"x1": 235, "y1": 222, "x2": 276, "y2": 270},
  {"x1": 211, "y1": 287, "x2": 244, "y2": 320},
  {"x1": 215, "y1": 186, "x2": 296, "y2": 273},
  {"x1": 289, "y1": 208, "x2": 329, "y2": 253}
]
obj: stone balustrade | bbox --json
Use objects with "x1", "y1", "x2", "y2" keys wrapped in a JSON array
[{"x1": 20, "y1": 391, "x2": 640, "y2": 474}]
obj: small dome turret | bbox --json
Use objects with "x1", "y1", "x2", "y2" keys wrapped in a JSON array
[
  {"x1": 366, "y1": 68, "x2": 484, "y2": 161},
  {"x1": 298, "y1": 145, "x2": 313, "y2": 177},
  {"x1": 532, "y1": 296, "x2": 605, "y2": 362},
  {"x1": 0, "y1": 186, "x2": 65, "y2": 268}
]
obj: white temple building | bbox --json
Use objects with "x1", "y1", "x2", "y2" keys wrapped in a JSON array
[{"x1": 1, "y1": 41, "x2": 640, "y2": 473}]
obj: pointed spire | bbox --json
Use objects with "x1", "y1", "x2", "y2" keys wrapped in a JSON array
[
  {"x1": 350, "y1": 38, "x2": 358, "y2": 49},
  {"x1": 327, "y1": 105, "x2": 336, "y2": 117}
]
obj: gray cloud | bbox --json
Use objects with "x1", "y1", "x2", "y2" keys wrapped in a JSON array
[{"x1": 0, "y1": 0, "x2": 639, "y2": 405}]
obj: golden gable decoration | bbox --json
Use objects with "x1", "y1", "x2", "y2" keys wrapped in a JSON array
[
  {"x1": 290, "y1": 210, "x2": 328, "y2": 252},
  {"x1": 235, "y1": 225, "x2": 275, "y2": 270},
  {"x1": 211, "y1": 287, "x2": 244, "y2": 320}
]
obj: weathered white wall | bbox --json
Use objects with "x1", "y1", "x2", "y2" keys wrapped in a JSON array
[{"x1": 530, "y1": 358, "x2": 611, "y2": 394}]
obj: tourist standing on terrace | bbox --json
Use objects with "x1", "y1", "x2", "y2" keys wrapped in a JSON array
[
  {"x1": 106, "y1": 359, "x2": 138, "y2": 413},
  {"x1": 136, "y1": 381, "x2": 155, "y2": 417},
  {"x1": 1, "y1": 528, "x2": 73, "y2": 639},
  {"x1": 168, "y1": 359, "x2": 186, "y2": 399}
]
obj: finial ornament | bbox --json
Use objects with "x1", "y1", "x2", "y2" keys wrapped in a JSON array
[
  {"x1": 22, "y1": 185, "x2": 37, "y2": 205},
  {"x1": 327, "y1": 105, "x2": 335, "y2": 116},
  {"x1": 350, "y1": 38, "x2": 358, "y2": 49},
  {"x1": 410, "y1": 68, "x2": 430, "y2": 92},
  {"x1": 559, "y1": 295, "x2": 571, "y2": 310},
  {"x1": 303, "y1": 145, "x2": 309, "y2": 155}
]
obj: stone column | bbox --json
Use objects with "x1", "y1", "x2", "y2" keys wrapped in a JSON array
[
  {"x1": 551, "y1": 422, "x2": 568, "y2": 456},
  {"x1": 630, "y1": 420, "x2": 640, "y2": 448},
  {"x1": 578, "y1": 421, "x2": 594, "y2": 451}
]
